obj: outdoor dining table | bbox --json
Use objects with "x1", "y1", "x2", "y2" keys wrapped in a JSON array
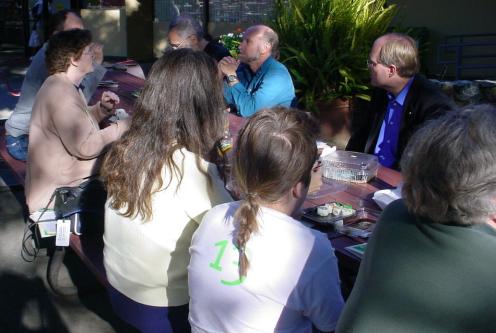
[{"x1": 84, "y1": 68, "x2": 403, "y2": 290}]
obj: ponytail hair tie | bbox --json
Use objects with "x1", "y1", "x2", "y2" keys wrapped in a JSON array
[{"x1": 245, "y1": 192, "x2": 258, "y2": 200}]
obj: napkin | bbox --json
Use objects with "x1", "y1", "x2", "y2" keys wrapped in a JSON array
[
  {"x1": 316, "y1": 141, "x2": 337, "y2": 158},
  {"x1": 372, "y1": 185, "x2": 402, "y2": 209},
  {"x1": 109, "y1": 109, "x2": 130, "y2": 123}
]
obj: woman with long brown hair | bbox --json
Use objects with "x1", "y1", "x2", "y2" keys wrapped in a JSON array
[
  {"x1": 188, "y1": 108, "x2": 344, "y2": 332},
  {"x1": 102, "y1": 49, "x2": 232, "y2": 333}
]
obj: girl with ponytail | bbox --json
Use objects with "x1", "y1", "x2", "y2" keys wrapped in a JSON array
[{"x1": 188, "y1": 107, "x2": 344, "y2": 333}]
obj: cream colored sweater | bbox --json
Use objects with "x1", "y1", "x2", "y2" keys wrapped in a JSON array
[
  {"x1": 104, "y1": 148, "x2": 232, "y2": 307},
  {"x1": 25, "y1": 73, "x2": 129, "y2": 213}
]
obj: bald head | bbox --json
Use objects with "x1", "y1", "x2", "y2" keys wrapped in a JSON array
[
  {"x1": 63, "y1": 12, "x2": 84, "y2": 31},
  {"x1": 246, "y1": 25, "x2": 279, "y2": 58}
]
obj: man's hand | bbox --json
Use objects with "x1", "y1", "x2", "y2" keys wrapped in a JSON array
[
  {"x1": 218, "y1": 56, "x2": 240, "y2": 76},
  {"x1": 91, "y1": 43, "x2": 104, "y2": 65},
  {"x1": 100, "y1": 91, "x2": 119, "y2": 113},
  {"x1": 308, "y1": 161, "x2": 323, "y2": 195}
]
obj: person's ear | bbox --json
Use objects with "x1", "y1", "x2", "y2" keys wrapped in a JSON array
[
  {"x1": 70, "y1": 56, "x2": 79, "y2": 68},
  {"x1": 190, "y1": 35, "x2": 199, "y2": 45},
  {"x1": 388, "y1": 64, "x2": 397, "y2": 78},
  {"x1": 258, "y1": 39, "x2": 270, "y2": 55},
  {"x1": 292, "y1": 181, "x2": 307, "y2": 200},
  {"x1": 264, "y1": 41, "x2": 272, "y2": 54}
]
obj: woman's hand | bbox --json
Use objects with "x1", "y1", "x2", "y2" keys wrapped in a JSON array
[
  {"x1": 100, "y1": 91, "x2": 120, "y2": 113},
  {"x1": 90, "y1": 43, "x2": 104, "y2": 65}
]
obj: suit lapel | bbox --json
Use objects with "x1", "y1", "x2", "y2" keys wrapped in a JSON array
[
  {"x1": 364, "y1": 91, "x2": 389, "y2": 153},
  {"x1": 399, "y1": 75, "x2": 419, "y2": 138}
]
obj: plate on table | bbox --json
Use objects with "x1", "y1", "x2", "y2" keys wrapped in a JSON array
[
  {"x1": 302, "y1": 202, "x2": 356, "y2": 227},
  {"x1": 98, "y1": 80, "x2": 118, "y2": 88},
  {"x1": 345, "y1": 243, "x2": 367, "y2": 259},
  {"x1": 131, "y1": 89, "x2": 141, "y2": 98},
  {"x1": 116, "y1": 59, "x2": 139, "y2": 67},
  {"x1": 340, "y1": 208, "x2": 381, "y2": 238},
  {"x1": 107, "y1": 60, "x2": 139, "y2": 71}
]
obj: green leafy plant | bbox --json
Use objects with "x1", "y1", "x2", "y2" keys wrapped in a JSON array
[
  {"x1": 273, "y1": 0, "x2": 397, "y2": 112},
  {"x1": 219, "y1": 31, "x2": 243, "y2": 58}
]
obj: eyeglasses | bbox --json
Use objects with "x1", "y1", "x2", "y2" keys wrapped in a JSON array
[
  {"x1": 366, "y1": 59, "x2": 382, "y2": 68},
  {"x1": 168, "y1": 35, "x2": 192, "y2": 49}
]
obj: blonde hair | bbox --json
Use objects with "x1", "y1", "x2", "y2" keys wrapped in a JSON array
[
  {"x1": 378, "y1": 33, "x2": 420, "y2": 77},
  {"x1": 233, "y1": 108, "x2": 318, "y2": 277}
]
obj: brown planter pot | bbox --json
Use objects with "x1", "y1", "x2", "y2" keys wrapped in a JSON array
[{"x1": 315, "y1": 98, "x2": 352, "y2": 149}]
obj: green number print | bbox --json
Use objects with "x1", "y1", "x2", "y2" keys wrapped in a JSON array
[
  {"x1": 209, "y1": 240, "x2": 246, "y2": 286},
  {"x1": 209, "y1": 240, "x2": 228, "y2": 271}
]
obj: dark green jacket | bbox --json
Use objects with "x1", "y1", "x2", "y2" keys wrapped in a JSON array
[{"x1": 336, "y1": 199, "x2": 496, "y2": 333}]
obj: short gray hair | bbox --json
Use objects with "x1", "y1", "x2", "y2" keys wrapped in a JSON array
[
  {"x1": 169, "y1": 15, "x2": 203, "y2": 38},
  {"x1": 401, "y1": 104, "x2": 496, "y2": 225},
  {"x1": 262, "y1": 27, "x2": 279, "y2": 58}
]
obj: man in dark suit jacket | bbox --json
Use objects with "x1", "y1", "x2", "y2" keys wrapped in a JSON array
[{"x1": 346, "y1": 33, "x2": 455, "y2": 169}]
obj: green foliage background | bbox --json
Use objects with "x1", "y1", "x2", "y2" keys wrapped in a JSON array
[{"x1": 273, "y1": 0, "x2": 397, "y2": 112}]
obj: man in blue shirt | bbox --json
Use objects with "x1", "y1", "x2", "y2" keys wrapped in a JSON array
[
  {"x1": 218, "y1": 25, "x2": 295, "y2": 117},
  {"x1": 347, "y1": 33, "x2": 455, "y2": 169}
]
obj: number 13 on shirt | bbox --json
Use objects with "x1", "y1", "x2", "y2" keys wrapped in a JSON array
[{"x1": 209, "y1": 239, "x2": 246, "y2": 286}]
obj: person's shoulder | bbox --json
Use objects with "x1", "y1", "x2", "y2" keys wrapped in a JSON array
[
  {"x1": 262, "y1": 57, "x2": 292, "y2": 81},
  {"x1": 409, "y1": 75, "x2": 455, "y2": 111},
  {"x1": 201, "y1": 201, "x2": 238, "y2": 227},
  {"x1": 30, "y1": 43, "x2": 47, "y2": 62},
  {"x1": 270, "y1": 211, "x2": 333, "y2": 252},
  {"x1": 172, "y1": 149, "x2": 208, "y2": 180},
  {"x1": 411, "y1": 75, "x2": 450, "y2": 99},
  {"x1": 37, "y1": 74, "x2": 70, "y2": 97},
  {"x1": 179, "y1": 149, "x2": 216, "y2": 176},
  {"x1": 25, "y1": 44, "x2": 48, "y2": 77},
  {"x1": 43, "y1": 73, "x2": 74, "y2": 92},
  {"x1": 266, "y1": 57, "x2": 289, "y2": 71},
  {"x1": 377, "y1": 199, "x2": 414, "y2": 227},
  {"x1": 381, "y1": 198, "x2": 409, "y2": 217},
  {"x1": 307, "y1": 228, "x2": 334, "y2": 256},
  {"x1": 208, "y1": 201, "x2": 238, "y2": 216},
  {"x1": 204, "y1": 40, "x2": 231, "y2": 61}
]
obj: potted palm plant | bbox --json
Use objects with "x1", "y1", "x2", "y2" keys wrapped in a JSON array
[{"x1": 273, "y1": 0, "x2": 397, "y2": 146}]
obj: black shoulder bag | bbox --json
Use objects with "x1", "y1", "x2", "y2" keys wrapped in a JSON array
[{"x1": 53, "y1": 176, "x2": 107, "y2": 235}]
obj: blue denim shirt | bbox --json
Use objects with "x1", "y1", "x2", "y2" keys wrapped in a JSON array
[{"x1": 223, "y1": 56, "x2": 295, "y2": 117}]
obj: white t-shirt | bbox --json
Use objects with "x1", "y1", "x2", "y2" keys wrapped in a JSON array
[
  {"x1": 104, "y1": 148, "x2": 232, "y2": 307},
  {"x1": 188, "y1": 201, "x2": 344, "y2": 332}
]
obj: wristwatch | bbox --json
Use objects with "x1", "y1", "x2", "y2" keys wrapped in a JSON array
[{"x1": 226, "y1": 74, "x2": 239, "y2": 85}]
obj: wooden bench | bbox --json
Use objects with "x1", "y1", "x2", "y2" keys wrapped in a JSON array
[{"x1": 0, "y1": 123, "x2": 109, "y2": 290}]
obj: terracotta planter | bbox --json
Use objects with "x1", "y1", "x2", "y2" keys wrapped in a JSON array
[{"x1": 315, "y1": 98, "x2": 352, "y2": 149}]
